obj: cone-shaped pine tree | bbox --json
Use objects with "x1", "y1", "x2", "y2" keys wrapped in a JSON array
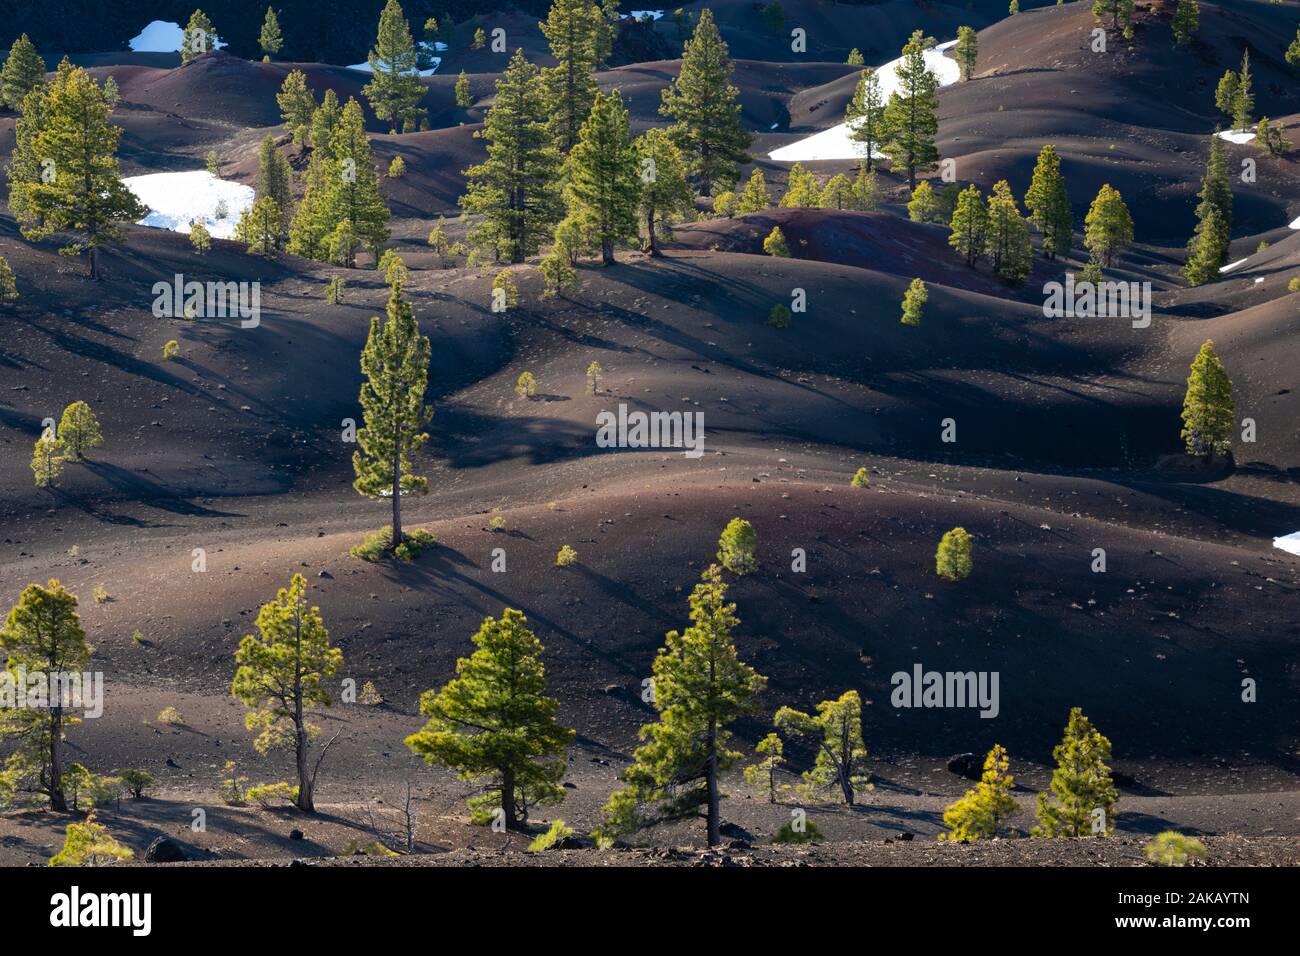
[
  {"x1": 935, "y1": 526, "x2": 973, "y2": 580},
  {"x1": 462, "y1": 51, "x2": 563, "y2": 263},
  {"x1": 736, "y1": 167, "x2": 771, "y2": 213},
  {"x1": 31, "y1": 433, "x2": 67, "y2": 488},
  {"x1": 900, "y1": 276, "x2": 927, "y2": 327},
  {"x1": 1024, "y1": 144, "x2": 1072, "y2": 260},
  {"x1": 259, "y1": 6, "x2": 284, "y2": 58},
  {"x1": 256, "y1": 134, "x2": 293, "y2": 240},
  {"x1": 986, "y1": 180, "x2": 1033, "y2": 284},
  {"x1": 181, "y1": 10, "x2": 218, "y2": 63},
  {"x1": 948, "y1": 184, "x2": 987, "y2": 266},
  {"x1": 0, "y1": 579, "x2": 91, "y2": 811},
  {"x1": 636, "y1": 126, "x2": 694, "y2": 255},
  {"x1": 540, "y1": 0, "x2": 602, "y2": 151},
  {"x1": 774, "y1": 690, "x2": 870, "y2": 805},
  {"x1": 595, "y1": 565, "x2": 767, "y2": 847},
  {"x1": 1083, "y1": 184, "x2": 1133, "y2": 267},
  {"x1": 8, "y1": 64, "x2": 146, "y2": 278},
  {"x1": 1171, "y1": 0, "x2": 1199, "y2": 46},
  {"x1": 954, "y1": 26, "x2": 977, "y2": 81},
  {"x1": 405, "y1": 608, "x2": 575, "y2": 829},
  {"x1": 743, "y1": 732, "x2": 784, "y2": 803},
  {"x1": 907, "y1": 180, "x2": 938, "y2": 222},
  {"x1": 881, "y1": 38, "x2": 939, "y2": 188},
  {"x1": 940, "y1": 744, "x2": 1018, "y2": 840},
  {"x1": 56, "y1": 401, "x2": 103, "y2": 459},
  {"x1": 352, "y1": 279, "x2": 432, "y2": 550},
  {"x1": 455, "y1": 70, "x2": 472, "y2": 108},
  {"x1": 847, "y1": 69, "x2": 887, "y2": 170},
  {"x1": 563, "y1": 90, "x2": 640, "y2": 265},
  {"x1": 363, "y1": 0, "x2": 425, "y2": 133},
  {"x1": 1183, "y1": 203, "x2": 1228, "y2": 287},
  {"x1": 231, "y1": 574, "x2": 344, "y2": 813},
  {"x1": 1186, "y1": 133, "x2": 1232, "y2": 270},
  {"x1": 320, "y1": 98, "x2": 390, "y2": 265},
  {"x1": 659, "y1": 9, "x2": 752, "y2": 190},
  {"x1": 1, "y1": 34, "x2": 45, "y2": 111},
  {"x1": 1033, "y1": 707, "x2": 1118, "y2": 837},
  {"x1": 1180, "y1": 339, "x2": 1234, "y2": 457},
  {"x1": 275, "y1": 70, "x2": 316, "y2": 147}
]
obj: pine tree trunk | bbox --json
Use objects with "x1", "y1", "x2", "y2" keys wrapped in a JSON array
[
  {"x1": 502, "y1": 767, "x2": 518, "y2": 829},
  {"x1": 602, "y1": 239, "x2": 615, "y2": 265},
  {"x1": 706, "y1": 715, "x2": 720, "y2": 847},
  {"x1": 294, "y1": 609, "x2": 314, "y2": 812},
  {"x1": 390, "y1": 446, "x2": 402, "y2": 550},
  {"x1": 49, "y1": 708, "x2": 67, "y2": 812},
  {"x1": 646, "y1": 211, "x2": 660, "y2": 256}
]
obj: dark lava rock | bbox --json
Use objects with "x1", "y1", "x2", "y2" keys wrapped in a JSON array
[
  {"x1": 289, "y1": 828, "x2": 304, "y2": 841},
  {"x1": 144, "y1": 836, "x2": 190, "y2": 863},
  {"x1": 947, "y1": 753, "x2": 983, "y2": 781}
]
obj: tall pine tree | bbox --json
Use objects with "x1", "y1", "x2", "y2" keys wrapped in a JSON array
[
  {"x1": 1083, "y1": 184, "x2": 1133, "y2": 267},
  {"x1": 1180, "y1": 339, "x2": 1234, "y2": 457},
  {"x1": 881, "y1": 38, "x2": 939, "y2": 187},
  {"x1": 540, "y1": 0, "x2": 602, "y2": 151},
  {"x1": 636, "y1": 126, "x2": 694, "y2": 255},
  {"x1": 1, "y1": 34, "x2": 45, "y2": 111},
  {"x1": 8, "y1": 64, "x2": 145, "y2": 278},
  {"x1": 595, "y1": 564, "x2": 766, "y2": 847},
  {"x1": 1033, "y1": 707, "x2": 1118, "y2": 837},
  {"x1": 352, "y1": 278, "x2": 432, "y2": 552},
  {"x1": 1024, "y1": 144, "x2": 1072, "y2": 260},
  {"x1": 659, "y1": 9, "x2": 752, "y2": 190},
  {"x1": 319, "y1": 98, "x2": 390, "y2": 266},
  {"x1": 948, "y1": 184, "x2": 988, "y2": 266},
  {"x1": 847, "y1": 69, "x2": 887, "y2": 171},
  {"x1": 181, "y1": 9, "x2": 218, "y2": 63},
  {"x1": 259, "y1": 7, "x2": 284, "y2": 59},
  {"x1": 363, "y1": 0, "x2": 426, "y2": 133},
  {"x1": 563, "y1": 90, "x2": 640, "y2": 264},
  {"x1": 986, "y1": 180, "x2": 1033, "y2": 284},
  {"x1": 405, "y1": 608, "x2": 575, "y2": 829},
  {"x1": 954, "y1": 26, "x2": 978, "y2": 81},
  {"x1": 461, "y1": 51, "x2": 563, "y2": 263}
]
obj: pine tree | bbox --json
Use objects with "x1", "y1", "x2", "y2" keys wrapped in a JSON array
[
  {"x1": 986, "y1": 180, "x2": 1033, "y2": 284},
  {"x1": 540, "y1": 0, "x2": 602, "y2": 151},
  {"x1": 636, "y1": 127, "x2": 693, "y2": 255},
  {"x1": 717, "y1": 517, "x2": 758, "y2": 574},
  {"x1": 907, "y1": 180, "x2": 938, "y2": 222},
  {"x1": 352, "y1": 278, "x2": 431, "y2": 550},
  {"x1": 310, "y1": 88, "x2": 342, "y2": 154},
  {"x1": 57, "y1": 401, "x2": 103, "y2": 459},
  {"x1": 659, "y1": 9, "x2": 752, "y2": 190},
  {"x1": 779, "y1": 163, "x2": 820, "y2": 208},
  {"x1": 181, "y1": 10, "x2": 218, "y2": 63},
  {"x1": 1288, "y1": 30, "x2": 1300, "y2": 72},
  {"x1": 455, "y1": 69, "x2": 472, "y2": 108},
  {"x1": 881, "y1": 38, "x2": 939, "y2": 188},
  {"x1": 0, "y1": 256, "x2": 18, "y2": 304},
  {"x1": 847, "y1": 69, "x2": 886, "y2": 171},
  {"x1": 363, "y1": 0, "x2": 425, "y2": 133},
  {"x1": 1024, "y1": 144, "x2": 1072, "y2": 259},
  {"x1": 4, "y1": 78, "x2": 50, "y2": 231},
  {"x1": 774, "y1": 690, "x2": 870, "y2": 805},
  {"x1": 736, "y1": 167, "x2": 771, "y2": 213},
  {"x1": 954, "y1": 26, "x2": 977, "y2": 81},
  {"x1": 853, "y1": 161, "x2": 880, "y2": 210},
  {"x1": 743, "y1": 732, "x2": 784, "y2": 803},
  {"x1": 462, "y1": 51, "x2": 563, "y2": 263},
  {"x1": 846, "y1": 48, "x2": 864, "y2": 66},
  {"x1": 1180, "y1": 339, "x2": 1234, "y2": 457},
  {"x1": 276, "y1": 70, "x2": 316, "y2": 147},
  {"x1": 1083, "y1": 184, "x2": 1133, "y2": 267},
  {"x1": 1182, "y1": 203, "x2": 1227, "y2": 287},
  {"x1": 595, "y1": 565, "x2": 766, "y2": 846},
  {"x1": 1092, "y1": 0, "x2": 1134, "y2": 33},
  {"x1": 564, "y1": 90, "x2": 640, "y2": 265},
  {"x1": 235, "y1": 195, "x2": 283, "y2": 256},
  {"x1": 0, "y1": 580, "x2": 90, "y2": 811},
  {"x1": 257, "y1": 134, "x2": 292, "y2": 240},
  {"x1": 31, "y1": 433, "x2": 66, "y2": 488},
  {"x1": 940, "y1": 744, "x2": 1018, "y2": 841},
  {"x1": 819, "y1": 173, "x2": 855, "y2": 210},
  {"x1": 188, "y1": 219, "x2": 211, "y2": 253},
  {"x1": 231, "y1": 574, "x2": 343, "y2": 813},
  {"x1": 1033, "y1": 707, "x2": 1118, "y2": 837},
  {"x1": 1233, "y1": 51, "x2": 1253, "y2": 131},
  {"x1": 936, "y1": 526, "x2": 973, "y2": 580},
  {"x1": 948, "y1": 184, "x2": 988, "y2": 266},
  {"x1": 320, "y1": 98, "x2": 391, "y2": 265},
  {"x1": 897, "y1": 276, "x2": 927, "y2": 327},
  {"x1": 406, "y1": 608, "x2": 574, "y2": 828},
  {"x1": 1, "y1": 34, "x2": 45, "y2": 111},
  {"x1": 1171, "y1": 0, "x2": 1199, "y2": 46},
  {"x1": 7, "y1": 65, "x2": 145, "y2": 278},
  {"x1": 1214, "y1": 70, "x2": 1238, "y2": 120},
  {"x1": 259, "y1": 7, "x2": 284, "y2": 59}
]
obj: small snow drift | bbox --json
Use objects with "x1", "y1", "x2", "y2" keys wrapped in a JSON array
[
  {"x1": 1216, "y1": 129, "x2": 1256, "y2": 145},
  {"x1": 623, "y1": 10, "x2": 665, "y2": 19},
  {"x1": 769, "y1": 40, "x2": 960, "y2": 162},
  {"x1": 122, "y1": 170, "x2": 254, "y2": 240},
  {"x1": 1219, "y1": 258, "x2": 1248, "y2": 274},
  {"x1": 129, "y1": 20, "x2": 226, "y2": 53},
  {"x1": 1274, "y1": 532, "x2": 1300, "y2": 557},
  {"x1": 347, "y1": 47, "x2": 441, "y2": 76}
]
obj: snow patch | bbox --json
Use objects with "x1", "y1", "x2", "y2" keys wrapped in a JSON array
[
  {"x1": 346, "y1": 56, "x2": 440, "y2": 77},
  {"x1": 769, "y1": 40, "x2": 960, "y2": 162},
  {"x1": 1216, "y1": 129, "x2": 1256, "y2": 145},
  {"x1": 1219, "y1": 258, "x2": 1248, "y2": 274},
  {"x1": 122, "y1": 170, "x2": 254, "y2": 241},
  {"x1": 129, "y1": 20, "x2": 226, "y2": 53},
  {"x1": 1273, "y1": 532, "x2": 1300, "y2": 557},
  {"x1": 1289, "y1": 216, "x2": 1300, "y2": 230},
  {"x1": 623, "y1": 10, "x2": 665, "y2": 20}
]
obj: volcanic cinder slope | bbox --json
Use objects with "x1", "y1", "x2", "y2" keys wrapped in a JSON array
[{"x1": 0, "y1": 0, "x2": 1297, "y2": 865}]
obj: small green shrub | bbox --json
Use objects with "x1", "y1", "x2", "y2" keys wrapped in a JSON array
[
  {"x1": 717, "y1": 517, "x2": 758, "y2": 575},
  {"x1": 527, "y1": 819, "x2": 575, "y2": 852},
  {"x1": 1145, "y1": 831, "x2": 1207, "y2": 867},
  {"x1": 555, "y1": 544, "x2": 578, "y2": 567},
  {"x1": 768, "y1": 304, "x2": 791, "y2": 329},
  {"x1": 246, "y1": 781, "x2": 299, "y2": 807},
  {"x1": 851, "y1": 467, "x2": 870, "y2": 488},
  {"x1": 351, "y1": 527, "x2": 437, "y2": 562},
  {"x1": 772, "y1": 819, "x2": 824, "y2": 844}
]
